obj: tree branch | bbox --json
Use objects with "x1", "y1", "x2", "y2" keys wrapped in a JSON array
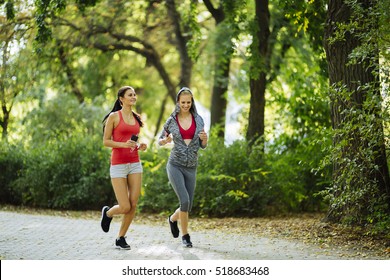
[
  {"x1": 55, "y1": 17, "x2": 177, "y2": 103},
  {"x1": 203, "y1": 0, "x2": 224, "y2": 23}
]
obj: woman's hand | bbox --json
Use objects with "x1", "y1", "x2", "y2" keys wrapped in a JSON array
[
  {"x1": 138, "y1": 143, "x2": 147, "y2": 151},
  {"x1": 161, "y1": 133, "x2": 173, "y2": 145},
  {"x1": 199, "y1": 129, "x2": 208, "y2": 144},
  {"x1": 123, "y1": 139, "x2": 138, "y2": 149}
]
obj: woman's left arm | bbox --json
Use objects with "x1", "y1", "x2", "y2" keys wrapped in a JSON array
[
  {"x1": 199, "y1": 129, "x2": 208, "y2": 149},
  {"x1": 138, "y1": 143, "x2": 147, "y2": 151}
]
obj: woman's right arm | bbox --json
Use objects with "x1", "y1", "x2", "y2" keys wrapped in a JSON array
[
  {"x1": 158, "y1": 131, "x2": 172, "y2": 146},
  {"x1": 103, "y1": 113, "x2": 132, "y2": 148},
  {"x1": 158, "y1": 119, "x2": 173, "y2": 146}
]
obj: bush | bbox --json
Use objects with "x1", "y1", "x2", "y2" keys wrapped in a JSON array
[
  {"x1": 139, "y1": 134, "x2": 272, "y2": 217},
  {"x1": 139, "y1": 128, "x2": 330, "y2": 217},
  {"x1": 1, "y1": 128, "x2": 330, "y2": 216},
  {"x1": 9, "y1": 134, "x2": 114, "y2": 210},
  {"x1": 264, "y1": 134, "x2": 330, "y2": 213},
  {"x1": 0, "y1": 142, "x2": 24, "y2": 204},
  {"x1": 195, "y1": 137, "x2": 270, "y2": 217},
  {"x1": 319, "y1": 85, "x2": 390, "y2": 227}
]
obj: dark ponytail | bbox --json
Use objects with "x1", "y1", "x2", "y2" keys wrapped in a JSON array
[
  {"x1": 102, "y1": 99, "x2": 122, "y2": 131},
  {"x1": 102, "y1": 86, "x2": 144, "y2": 132},
  {"x1": 132, "y1": 112, "x2": 143, "y2": 128}
]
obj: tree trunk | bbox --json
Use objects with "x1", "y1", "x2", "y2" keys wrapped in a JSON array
[
  {"x1": 165, "y1": 0, "x2": 193, "y2": 87},
  {"x1": 57, "y1": 44, "x2": 84, "y2": 104},
  {"x1": 0, "y1": 105, "x2": 9, "y2": 141},
  {"x1": 210, "y1": 52, "x2": 230, "y2": 138},
  {"x1": 0, "y1": 40, "x2": 10, "y2": 141},
  {"x1": 246, "y1": 0, "x2": 270, "y2": 146},
  {"x1": 324, "y1": 0, "x2": 390, "y2": 221},
  {"x1": 204, "y1": 0, "x2": 233, "y2": 139}
]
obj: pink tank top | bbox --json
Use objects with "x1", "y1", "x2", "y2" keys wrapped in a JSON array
[{"x1": 111, "y1": 111, "x2": 140, "y2": 165}]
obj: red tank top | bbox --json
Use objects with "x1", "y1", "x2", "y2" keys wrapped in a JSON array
[
  {"x1": 177, "y1": 115, "x2": 196, "y2": 140},
  {"x1": 111, "y1": 111, "x2": 140, "y2": 165}
]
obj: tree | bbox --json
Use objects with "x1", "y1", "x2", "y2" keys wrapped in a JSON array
[
  {"x1": 155, "y1": 0, "x2": 198, "y2": 138},
  {"x1": 0, "y1": 12, "x2": 36, "y2": 141},
  {"x1": 2, "y1": 0, "x2": 206, "y2": 141},
  {"x1": 203, "y1": 0, "x2": 245, "y2": 139},
  {"x1": 324, "y1": 0, "x2": 390, "y2": 223},
  {"x1": 246, "y1": 0, "x2": 327, "y2": 146},
  {"x1": 54, "y1": 1, "x2": 200, "y2": 120},
  {"x1": 165, "y1": 0, "x2": 194, "y2": 87},
  {"x1": 246, "y1": 0, "x2": 270, "y2": 145}
]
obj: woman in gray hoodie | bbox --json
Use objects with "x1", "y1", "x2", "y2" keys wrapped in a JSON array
[{"x1": 158, "y1": 87, "x2": 208, "y2": 247}]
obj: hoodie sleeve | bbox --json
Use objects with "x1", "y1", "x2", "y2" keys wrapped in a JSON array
[
  {"x1": 196, "y1": 115, "x2": 207, "y2": 149},
  {"x1": 158, "y1": 116, "x2": 173, "y2": 144}
]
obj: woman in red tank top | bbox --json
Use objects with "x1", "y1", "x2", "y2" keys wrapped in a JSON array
[{"x1": 100, "y1": 86, "x2": 147, "y2": 250}]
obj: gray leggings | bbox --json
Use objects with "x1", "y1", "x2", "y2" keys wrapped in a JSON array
[{"x1": 166, "y1": 161, "x2": 197, "y2": 212}]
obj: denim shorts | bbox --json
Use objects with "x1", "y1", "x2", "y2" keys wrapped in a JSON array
[{"x1": 110, "y1": 162, "x2": 143, "y2": 178}]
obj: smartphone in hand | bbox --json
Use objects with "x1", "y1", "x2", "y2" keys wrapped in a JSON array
[{"x1": 131, "y1": 135, "x2": 139, "y2": 142}]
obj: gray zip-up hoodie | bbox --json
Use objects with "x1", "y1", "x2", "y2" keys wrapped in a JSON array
[
  {"x1": 158, "y1": 87, "x2": 207, "y2": 168},
  {"x1": 158, "y1": 112, "x2": 206, "y2": 168}
]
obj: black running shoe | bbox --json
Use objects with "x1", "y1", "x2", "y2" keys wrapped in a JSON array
[
  {"x1": 116, "y1": 236, "x2": 131, "y2": 250},
  {"x1": 168, "y1": 215, "x2": 179, "y2": 238},
  {"x1": 182, "y1": 234, "x2": 193, "y2": 248},
  {"x1": 101, "y1": 206, "x2": 112, "y2": 233}
]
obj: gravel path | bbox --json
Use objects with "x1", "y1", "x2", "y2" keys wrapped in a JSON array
[{"x1": 0, "y1": 211, "x2": 379, "y2": 260}]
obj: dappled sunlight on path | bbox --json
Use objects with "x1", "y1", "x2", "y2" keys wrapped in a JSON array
[{"x1": 0, "y1": 211, "x2": 387, "y2": 260}]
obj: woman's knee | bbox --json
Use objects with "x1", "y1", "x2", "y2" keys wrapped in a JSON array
[
  {"x1": 180, "y1": 200, "x2": 191, "y2": 212},
  {"x1": 118, "y1": 204, "x2": 131, "y2": 214},
  {"x1": 130, "y1": 200, "x2": 138, "y2": 212},
  {"x1": 118, "y1": 200, "x2": 138, "y2": 214}
]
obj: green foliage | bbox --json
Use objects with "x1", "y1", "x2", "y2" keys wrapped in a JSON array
[
  {"x1": 265, "y1": 132, "x2": 331, "y2": 213},
  {"x1": 0, "y1": 63, "x2": 332, "y2": 216},
  {"x1": 8, "y1": 134, "x2": 113, "y2": 209},
  {"x1": 1, "y1": 127, "x2": 330, "y2": 216},
  {"x1": 0, "y1": 142, "x2": 24, "y2": 204},
  {"x1": 194, "y1": 130, "x2": 270, "y2": 217},
  {"x1": 260, "y1": 30, "x2": 332, "y2": 213},
  {"x1": 34, "y1": 0, "x2": 99, "y2": 43},
  {"x1": 22, "y1": 93, "x2": 102, "y2": 143},
  {"x1": 319, "y1": 83, "x2": 390, "y2": 226},
  {"x1": 138, "y1": 130, "x2": 271, "y2": 217},
  {"x1": 139, "y1": 126, "x2": 330, "y2": 217},
  {"x1": 180, "y1": 0, "x2": 201, "y2": 61},
  {"x1": 320, "y1": 0, "x2": 390, "y2": 232},
  {"x1": 282, "y1": 0, "x2": 327, "y2": 53},
  {"x1": 1, "y1": 0, "x2": 388, "y2": 235},
  {"x1": 1, "y1": 92, "x2": 114, "y2": 210}
]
